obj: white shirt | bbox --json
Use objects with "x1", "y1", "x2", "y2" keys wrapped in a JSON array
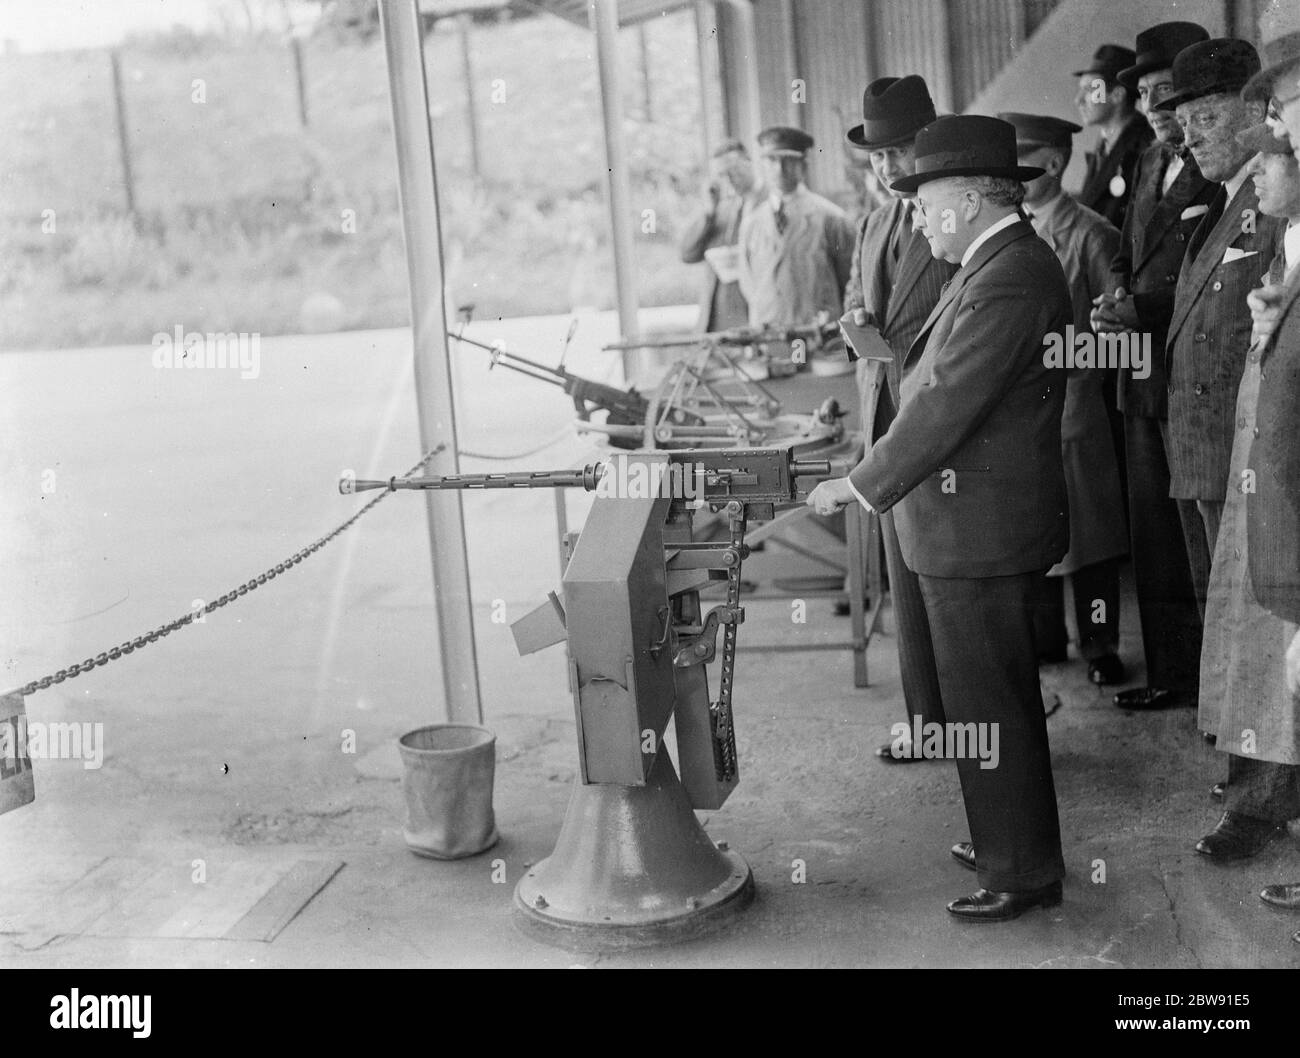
[
  {"x1": 1162, "y1": 152, "x2": 1185, "y2": 195},
  {"x1": 960, "y1": 211, "x2": 1021, "y2": 268},
  {"x1": 1285, "y1": 220, "x2": 1300, "y2": 278},
  {"x1": 1223, "y1": 163, "x2": 1250, "y2": 205}
]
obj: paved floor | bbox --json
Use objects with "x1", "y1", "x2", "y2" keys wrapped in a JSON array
[{"x1": 2, "y1": 313, "x2": 1297, "y2": 968}]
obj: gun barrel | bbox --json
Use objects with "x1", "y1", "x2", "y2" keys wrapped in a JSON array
[{"x1": 342, "y1": 466, "x2": 604, "y2": 495}]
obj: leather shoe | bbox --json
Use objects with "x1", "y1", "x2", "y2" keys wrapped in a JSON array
[
  {"x1": 1088, "y1": 652, "x2": 1126, "y2": 685},
  {"x1": 1210, "y1": 781, "x2": 1226, "y2": 802},
  {"x1": 950, "y1": 841, "x2": 976, "y2": 871},
  {"x1": 946, "y1": 881, "x2": 1063, "y2": 922},
  {"x1": 1114, "y1": 685, "x2": 1191, "y2": 710},
  {"x1": 875, "y1": 739, "x2": 932, "y2": 763},
  {"x1": 1260, "y1": 882, "x2": 1300, "y2": 910},
  {"x1": 1194, "y1": 811, "x2": 1285, "y2": 861}
]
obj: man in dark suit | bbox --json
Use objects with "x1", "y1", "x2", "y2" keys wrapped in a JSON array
[
  {"x1": 1092, "y1": 21, "x2": 1215, "y2": 712},
  {"x1": 809, "y1": 116, "x2": 1071, "y2": 922},
  {"x1": 678, "y1": 139, "x2": 763, "y2": 332},
  {"x1": 1075, "y1": 44, "x2": 1154, "y2": 228},
  {"x1": 840, "y1": 75, "x2": 957, "y2": 763},
  {"x1": 1155, "y1": 39, "x2": 1283, "y2": 615}
]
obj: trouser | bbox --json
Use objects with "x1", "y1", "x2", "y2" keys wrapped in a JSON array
[
  {"x1": 1224, "y1": 756, "x2": 1300, "y2": 824},
  {"x1": 1031, "y1": 559, "x2": 1121, "y2": 662},
  {"x1": 880, "y1": 509, "x2": 945, "y2": 728},
  {"x1": 1123, "y1": 415, "x2": 1202, "y2": 693},
  {"x1": 917, "y1": 570, "x2": 1066, "y2": 892}
]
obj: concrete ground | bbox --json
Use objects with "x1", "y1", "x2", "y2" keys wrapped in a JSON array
[{"x1": 2, "y1": 311, "x2": 1298, "y2": 969}]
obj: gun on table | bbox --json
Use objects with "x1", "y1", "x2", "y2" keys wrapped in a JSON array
[
  {"x1": 448, "y1": 322, "x2": 704, "y2": 448},
  {"x1": 342, "y1": 445, "x2": 830, "y2": 807}
]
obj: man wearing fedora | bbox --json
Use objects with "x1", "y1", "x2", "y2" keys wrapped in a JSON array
[
  {"x1": 1092, "y1": 21, "x2": 1216, "y2": 717},
  {"x1": 807, "y1": 116, "x2": 1072, "y2": 922},
  {"x1": 737, "y1": 126, "x2": 855, "y2": 364},
  {"x1": 1002, "y1": 113, "x2": 1127, "y2": 689},
  {"x1": 1194, "y1": 116, "x2": 1300, "y2": 873},
  {"x1": 1154, "y1": 39, "x2": 1284, "y2": 635},
  {"x1": 841, "y1": 75, "x2": 956, "y2": 764},
  {"x1": 1075, "y1": 44, "x2": 1153, "y2": 230}
]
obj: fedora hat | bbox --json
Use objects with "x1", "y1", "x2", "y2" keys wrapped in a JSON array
[
  {"x1": 1155, "y1": 38, "x2": 1260, "y2": 110},
  {"x1": 890, "y1": 115, "x2": 1043, "y2": 193},
  {"x1": 1242, "y1": 1, "x2": 1300, "y2": 103},
  {"x1": 1118, "y1": 22, "x2": 1210, "y2": 88},
  {"x1": 1073, "y1": 44, "x2": 1136, "y2": 83},
  {"x1": 846, "y1": 75, "x2": 937, "y2": 149}
]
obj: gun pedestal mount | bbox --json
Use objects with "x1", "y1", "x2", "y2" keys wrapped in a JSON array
[{"x1": 345, "y1": 446, "x2": 830, "y2": 949}]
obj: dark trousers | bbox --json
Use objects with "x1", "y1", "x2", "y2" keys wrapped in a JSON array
[
  {"x1": 880, "y1": 509, "x2": 946, "y2": 728},
  {"x1": 1225, "y1": 756, "x2": 1300, "y2": 824},
  {"x1": 917, "y1": 570, "x2": 1066, "y2": 892},
  {"x1": 1126, "y1": 415, "x2": 1202, "y2": 693},
  {"x1": 1031, "y1": 559, "x2": 1120, "y2": 661}
]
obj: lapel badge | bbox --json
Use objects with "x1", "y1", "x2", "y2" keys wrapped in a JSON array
[{"x1": 1109, "y1": 173, "x2": 1127, "y2": 198}]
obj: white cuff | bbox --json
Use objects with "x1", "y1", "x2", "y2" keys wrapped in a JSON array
[{"x1": 846, "y1": 477, "x2": 874, "y2": 513}]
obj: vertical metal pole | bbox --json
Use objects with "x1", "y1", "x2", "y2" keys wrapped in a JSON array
[
  {"x1": 109, "y1": 50, "x2": 136, "y2": 216},
  {"x1": 721, "y1": 0, "x2": 762, "y2": 145},
  {"x1": 379, "y1": 0, "x2": 483, "y2": 724},
  {"x1": 458, "y1": 15, "x2": 482, "y2": 182},
  {"x1": 777, "y1": 0, "x2": 800, "y2": 127},
  {"x1": 694, "y1": 0, "x2": 722, "y2": 158},
  {"x1": 589, "y1": 0, "x2": 641, "y2": 380},
  {"x1": 637, "y1": 23, "x2": 653, "y2": 121},
  {"x1": 291, "y1": 37, "x2": 309, "y2": 127}
]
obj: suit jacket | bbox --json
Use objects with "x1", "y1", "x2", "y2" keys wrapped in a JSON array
[
  {"x1": 849, "y1": 219, "x2": 1072, "y2": 578},
  {"x1": 1108, "y1": 143, "x2": 1218, "y2": 419},
  {"x1": 1165, "y1": 179, "x2": 1285, "y2": 500},
  {"x1": 678, "y1": 191, "x2": 759, "y2": 332},
  {"x1": 738, "y1": 185, "x2": 856, "y2": 327},
  {"x1": 1248, "y1": 268, "x2": 1300, "y2": 623},
  {"x1": 1030, "y1": 191, "x2": 1127, "y2": 573},
  {"x1": 1078, "y1": 112, "x2": 1153, "y2": 229},
  {"x1": 846, "y1": 197, "x2": 957, "y2": 441}
]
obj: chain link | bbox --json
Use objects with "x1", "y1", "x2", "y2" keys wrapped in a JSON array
[{"x1": 12, "y1": 445, "x2": 446, "y2": 698}]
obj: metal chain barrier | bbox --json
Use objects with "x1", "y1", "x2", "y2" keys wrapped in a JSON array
[{"x1": 12, "y1": 444, "x2": 446, "y2": 697}]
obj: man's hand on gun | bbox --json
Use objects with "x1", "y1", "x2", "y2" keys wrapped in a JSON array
[{"x1": 806, "y1": 477, "x2": 858, "y2": 517}]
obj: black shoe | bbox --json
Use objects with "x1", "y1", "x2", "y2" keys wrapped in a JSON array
[
  {"x1": 950, "y1": 841, "x2": 976, "y2": 872},
  {"x1": 875, "y1": 739, "x2": 931, "y2": 763},
  {"x1": 1114, "y1": 685, "x2": 1192, "y2": 710},
  {"x1": 1194, "y1": 811, "x2": 1285, "y2": 861},
  {"x1": 1088, "y1": 653, "x2": 1126, "y2": 685},
  {"x1": 1210, "y1": 781, "x2": 1227, "y2": 802},
  {"x1": 946, "y1": 881, "x2": 1063, "y2": 922},
  {"x1": 1260, "y1": 882, "x2": 1300, "y2": 910}
]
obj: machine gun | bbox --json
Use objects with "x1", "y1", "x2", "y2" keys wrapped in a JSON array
[
  {"x1": 345, "y1": 444, "x2": 831, "y2": 942},
  {"x1": 448, "y1": 322, "x2": 704, "y2": 449},
  {"x1": 345, "y1": 445, "x2": 828, "y2": 801}
]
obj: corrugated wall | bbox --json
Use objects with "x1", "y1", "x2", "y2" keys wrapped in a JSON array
[
  {"x1": 869, "y1": 0, "x2": 954, "y2": 112},
  {"x1": 947, "y1": 0, "x2": 1025, "y2": 111}
]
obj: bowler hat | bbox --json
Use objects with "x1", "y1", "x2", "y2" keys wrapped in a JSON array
[
  {"x1": 1118, "y1": 22, "x2": 1210, "y2": 87},
  {"x1": 890, "y1": 116, "x2": 1044, "y2": 193},
  {"x1": 1242, "y1": 0, "x2": 1300, "y2": 103},
  {"x1": 999, "y1": 112, "x2": 1082, "y2": 150},
  {"x1": 1236, "y1": 122, "x2": 1293, "y2": 155},
  {"x1": 846, "y1": 75, "x2": 937, "y2": 149},
  {"x1": 1155, "y1": 38, "x2": 1260, "y2": 110},
  {"x1": 757, "y1": 126, "x2": 814, "y2": 156},
  {"x1": 1073, "y1": 44, "x2": 1137, "y2": 84}
]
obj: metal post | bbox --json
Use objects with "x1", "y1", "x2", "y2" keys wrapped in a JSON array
[
  {"x1": 589, "y1": 0, "x2": 641, "y2": 379},
  {"x1": 458, "y1": 14, "x2": 482, "y2": 182},
  {"x1": 379, "y1": 0, "x2": 483, "y2": 724},
  {"x1": 721, "y1": 0, "x2": 762, "y2": 145},
  {"x1": 109, "y1": 50, "x2": 136, "y2": 216},
  {"x1": 777, "y1": 0, "x2": 800, "y2": 127},
  {"x1": 694, "y1": 0, "x2": 722, "y2": 158}
]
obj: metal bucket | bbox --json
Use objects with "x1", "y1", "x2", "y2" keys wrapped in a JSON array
[{"x1": 398, "y1": 724, "x2": 499, "y2": 859}]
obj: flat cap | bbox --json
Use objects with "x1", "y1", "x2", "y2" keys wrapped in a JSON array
[
  {"x1": 757, "y1": 126, "x2": 814, "y2": 156},
  {"x1": 999, "y1": 112, "x2": 1083, "y2": 150}
]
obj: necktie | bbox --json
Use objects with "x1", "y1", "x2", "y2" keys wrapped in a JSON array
[
  {"x1": 1189, "y1": 185, "x2": 1227, "y2": 261},
  {"x1": 774, "y1": 201, "x2": 787, "y2": 236}
]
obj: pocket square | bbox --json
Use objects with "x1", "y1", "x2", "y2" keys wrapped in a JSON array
[
  {"x1": 1180, "y1": 204, "x2": 1209, "y2": 220},
  {"x1": 1222, "y1": 247, "x2": 1259, "y2": 264}
]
